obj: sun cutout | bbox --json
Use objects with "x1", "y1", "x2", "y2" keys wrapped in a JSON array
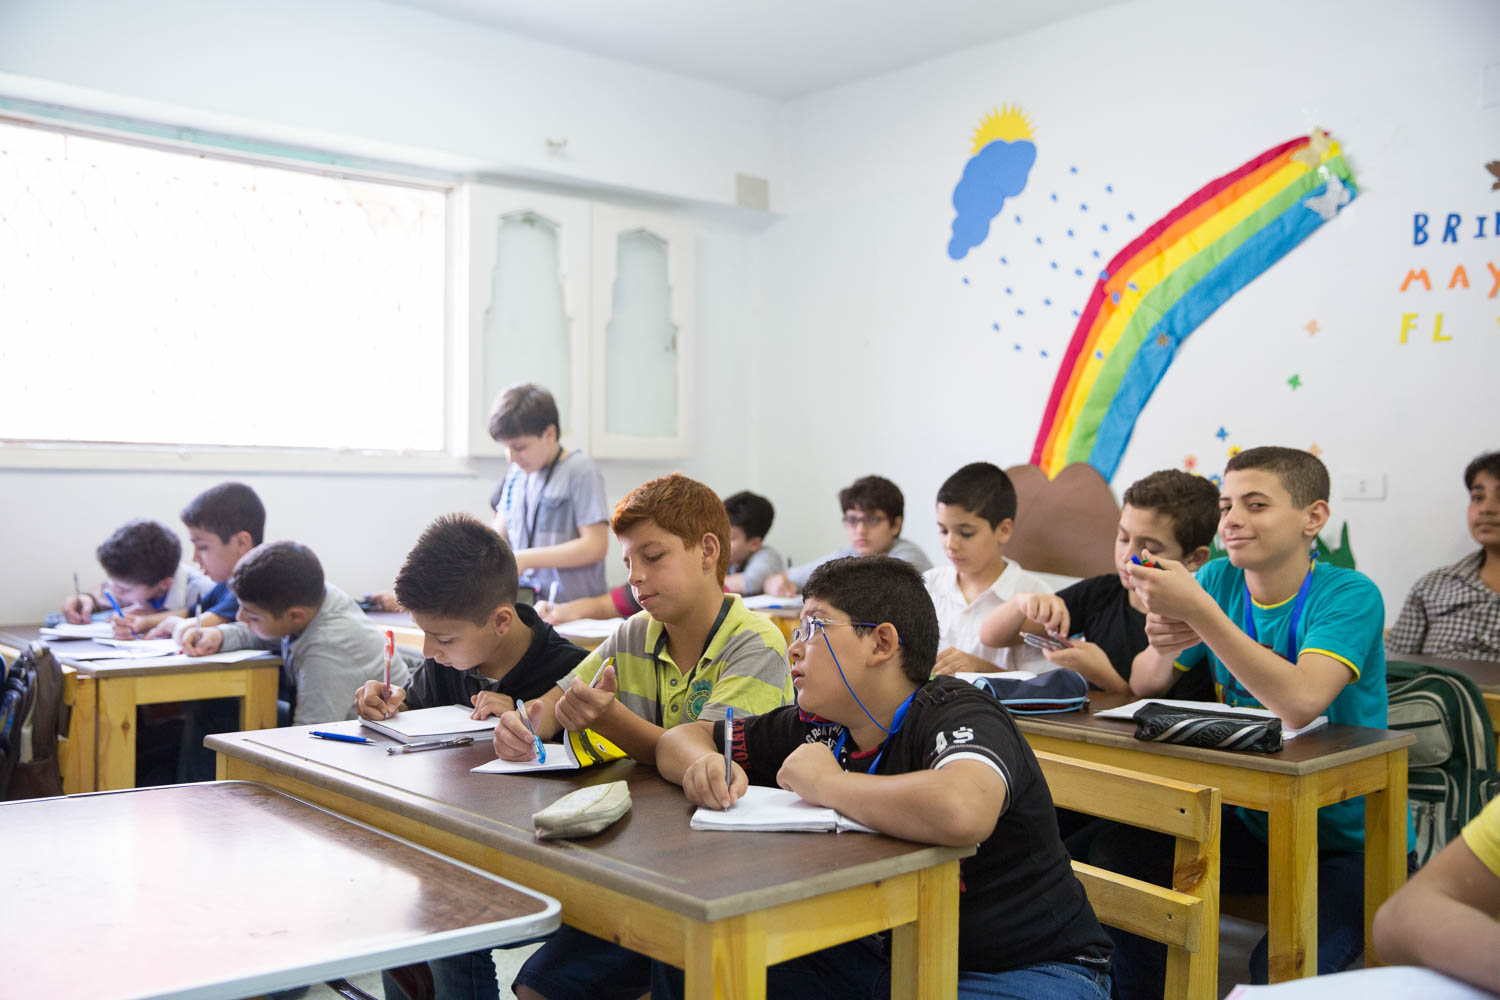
[{"x1": 972, "y1": 105, "x2": 1035, "y2": 153}]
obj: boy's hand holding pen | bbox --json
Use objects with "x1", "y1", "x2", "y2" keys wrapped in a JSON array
[{"x1": 553, "y1": 659, "x2": 617, "y2": 733}]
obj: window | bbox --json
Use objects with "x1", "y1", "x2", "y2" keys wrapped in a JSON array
[{"x1": 0, "y1": 120, "x2": 448, "y2": 454}]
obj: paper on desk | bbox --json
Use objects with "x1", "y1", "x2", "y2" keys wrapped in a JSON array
[
  {"x1": 1095, "y1": 699, "x2": 1328, "y2": 739},
  {"x1": 1226, "y1": 965, "x2": 1496, "y2": 998},
  {"x1": 471, "y1": 739, "x2": 581, "y2": 774},
  {"x1": 554, "y1": 618, "x2": 621, "y2": 640},
  {"x1": 100, "y1": 648, "x2": 273, "y2": 668},
  {"x1": 690, "y1": 786, "x2": 875, "y2": 833},
  {"x1": 96, "y1": 638, "x2": 182, "y2": 655},
  {"x1": 62, "y1": 645, "x2": 181, "y2": 661},
  {"x1": 741, "y1": 594, "x2": 801, "y2": 611},
  {"x1": 39, "y1": 622, "x2": 114, "y2": 639}
]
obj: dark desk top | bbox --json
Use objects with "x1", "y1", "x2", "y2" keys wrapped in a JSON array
[
  {"x1": 210, "y1": 721, "x2": 972, "y2": 924},
  {"x1": 1390, "y1": 653, "x2": 1500, "y2": 692},
  {"x1": 7, "y1": 781, "x2": 557, "y2": 1000},
  {"x1": 0, "y1": 624, "x2": 278, "y2": 677},
  {"x1": 1015, "y1": 690, "x2": 1414, "y2": 776}
]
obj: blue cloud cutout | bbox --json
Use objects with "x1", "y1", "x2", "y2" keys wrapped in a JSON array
[{"x1": 947, "y1": 139, "x2": 1037, "y2": 260}]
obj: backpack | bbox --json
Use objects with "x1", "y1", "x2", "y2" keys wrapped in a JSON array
[
  {"x1": 0, "y1": 641, "x2": 67, "y2": 800},
  {"x1": 1386, "y1": 659, "x2": 1500, "y2": 865}
]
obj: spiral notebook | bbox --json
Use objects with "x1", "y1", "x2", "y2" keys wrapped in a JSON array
[{"x1": 690, "y1": 786, "x2": 875, "y2": 833}]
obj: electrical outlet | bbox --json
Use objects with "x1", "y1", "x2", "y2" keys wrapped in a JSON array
[{"x1": 1342, "y1": 472, "x2": 1387, "y2": 501}]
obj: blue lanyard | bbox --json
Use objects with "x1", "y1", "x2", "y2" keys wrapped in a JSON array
[
  {"x1": 833, "y1": 690, "x2": 916, "y2": 775},
  {"x1": 1242, "y1": 559, "x2": 1316, "y2": 663}
]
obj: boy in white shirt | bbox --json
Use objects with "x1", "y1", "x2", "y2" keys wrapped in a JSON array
[{"x1": 925, "y1": 463, "x2": 1052, "y2": 675}]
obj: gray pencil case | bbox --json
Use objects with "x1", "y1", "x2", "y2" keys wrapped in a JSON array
[{"x1": 532, "y1": 781, "x2": 632, "y2": 839}]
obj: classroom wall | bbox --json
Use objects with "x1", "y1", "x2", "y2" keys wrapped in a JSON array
[
  {"x1": 0, "y1": 0, "x2": 778, "y2": 208},
  {"x1": 758, "y1": 0, "x2": 1500, "y2": 619}
]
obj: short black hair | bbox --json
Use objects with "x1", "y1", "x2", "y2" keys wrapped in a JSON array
[
  {"x1": 488, "y1": 382, "x2": 561, "y2": 441},
  {"x1": 96, "y1": 519, "x2": 181, "y2": 586},
  {"x1": 838, "y1": 475, "x2": 905, "y2": 524},
  {"x1": 1225, "y1": 446, "x2": 1330, "y2": 507},
  {"x1": 802, "y1": 556, "x2": 938, "y2": 685},
  {"x1": 1121, "y1": 470, "x2": 1221, "y2": 552},
  {"x1": 394, "y1": 514, "x2": 519, "y2": 625},
  {"x1": 181, "y1": 482, "x2": 266, "y2": 546},
  {"x1": 723, "y1": 491, "x2": 775, "y2": 541},
  {"x1": 229, "y1": 541, "x2": 325, "y2": 615},
  {"x1": 1465, "y1": 451, "x2": 1500, "y2": 491},
  {"x1": 936, "y1": 462, "x2": 1016, "y2": 528}
]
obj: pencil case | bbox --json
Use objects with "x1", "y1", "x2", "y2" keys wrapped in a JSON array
[
  {"x1": 967, "y1": 669, "x2": 1089, "y2": 714},
  {"x1": 1131, "y1": 702, "x2": 1283, "y2": 753},
  {"x1": 533, "y1": 780, "x2": 632, "y2": 839}
]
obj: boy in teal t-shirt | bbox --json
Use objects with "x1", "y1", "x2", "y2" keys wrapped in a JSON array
[{"x1": 1088, "y1": 446, "x2": 1412, "y2": 998}]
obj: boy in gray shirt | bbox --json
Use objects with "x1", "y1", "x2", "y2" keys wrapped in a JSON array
[
  {"x1": 723, "y1": 491, "x2": 785, "y2": 597},
  {"x1": 182, "y1": 541, "x2": 409, "y2": 726},
  {"x1": 764, "y1": 475, "x2": 933, "y2": 596}
]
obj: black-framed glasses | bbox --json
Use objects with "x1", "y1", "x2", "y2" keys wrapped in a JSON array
[
  {"x1": 790, "y1": 617, "x2": 898, "y2": 645},
  {"x1": 841, "y1": 513, "x2": 888, "y2": 529}
]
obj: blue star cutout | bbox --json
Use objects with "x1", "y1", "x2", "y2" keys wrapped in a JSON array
[{"x1": 1215, "y1": 427, "x2": 1229, "y2": 440}]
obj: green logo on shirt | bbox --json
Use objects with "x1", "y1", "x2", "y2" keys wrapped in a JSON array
[{"x1": 685, "y1": 678, "x2": 714, "y2": 720}]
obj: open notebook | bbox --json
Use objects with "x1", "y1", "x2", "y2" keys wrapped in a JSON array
[
  {"x1": 471, "y1": 739, "x2": 582, "y2": 775},
  {"x1": 1226, "y1": 966, "x2": 1495, "y2": 998},
  {"x1": 690, "y1": 786, "x2": 876, "y2": 833},
  {"x1": 359, "y1": 705, "x2": 498, "y2": 743}
]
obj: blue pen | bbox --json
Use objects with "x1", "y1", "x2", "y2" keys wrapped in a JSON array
[
  {"x1": 310, "y1": 731, "x2": 375, "y2": 745},
  {"x1": 516, "y1": 698, "x2": 546, "y2": 763},
  {"x1": 724, "y1": 707, "x2": 734, "y2": 796},
  {"x1": 103, "y1": 590, "x2": 140, "y2": 638}
]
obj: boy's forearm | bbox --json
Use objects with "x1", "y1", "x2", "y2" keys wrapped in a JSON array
[
  {"x1": 818, "y1": 768, "x2": 1000, "y2": 847},
  {"x1": 656, "y1": 722, "x2": 718, "y2": 784},
  {"x1": 591, "y1": 702, "x2": 668, "y2": 766},
  {"x1": 1189, "y1": 609, "x2": 1338, "y2": 726},
  {"x1": 1130, "y1": 648, "x2": 1179, "y2": 696},
  {"x1": 520, "y1": 526, "x2": 609, "y2": 572},
  {"x1": 978, "y1": 599, "x2": 1028, "y2": 648}
]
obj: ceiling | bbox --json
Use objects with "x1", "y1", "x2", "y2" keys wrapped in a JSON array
[{"x1": 385, "y1": 0, "x2": 1129, "y2": 100}]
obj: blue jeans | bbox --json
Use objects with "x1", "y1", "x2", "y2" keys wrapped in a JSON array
[
  {"x1": 512, "y1": 925, "x2": 653, "y2": 1000},
  {"x1": 649, "y1": 934, "x2": 1111, "y2": 1000},
  {"x1": 381, "y1": 951, "x2": 498, "y2": 1000},
  {"x1": 1084, "y1": 807, "x2": 1378, "y2": 1000}
]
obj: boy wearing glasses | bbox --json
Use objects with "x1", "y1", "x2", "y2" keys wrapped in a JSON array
[
  {"x1": 654, "y1": 556, "x2": 1113, "y2": 999},
  {"x1": 492, "y1": 473, "x2": 792, "y2": 1000},
  {"x1": 763, "y1": 474, "x2": 932, "y2": 597}
]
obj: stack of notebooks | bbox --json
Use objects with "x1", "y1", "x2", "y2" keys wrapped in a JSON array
[
  {"x1": 690, "y1": 786, "x2": 875, "y2": 834},
  {"x1": 359, "y1": 705, "x2": 583, "y2": 773}
]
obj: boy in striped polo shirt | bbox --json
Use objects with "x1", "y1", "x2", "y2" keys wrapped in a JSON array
[{"x1": 493, "y1": 472, "x2": 791, "y2": 1000}]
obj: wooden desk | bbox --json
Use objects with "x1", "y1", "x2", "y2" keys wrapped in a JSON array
[
  {"x1": 6, "y1": 781, "x2": 558, "y2": 999},
  {"x1": 0, "y1": 625, "x2": 280, "y2": 793},
  {"x1": 1389, "y1": 654, "x2": 1500, "y2": 760},
  {"x1": 1015, "y1": 691, "x2": 1413, "y2": 983},
  {"x1": 211, "y1": 723, "x2": 972, "y2": 1000},
  {"x1": 364, "y1": 610, "x2": 426, "y2": 652}
]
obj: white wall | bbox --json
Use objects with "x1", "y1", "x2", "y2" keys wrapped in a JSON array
[
  {"x1": 761, "y1": 0, "x2": 1500, "y2": 618},
  {"x1": 0, "y1": 0, "x2": 777, "y2": 207}
]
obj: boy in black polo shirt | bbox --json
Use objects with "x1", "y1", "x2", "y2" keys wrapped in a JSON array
[
  {"x1": 358, "y1": 514, "x2": 585, "y2": 1000},
  {"x1": 656, "y1": 556, "x2": 1112, "y2": 999},
  {"x1": 355, "y1": 514, "x2": 585, "y2": 722}
]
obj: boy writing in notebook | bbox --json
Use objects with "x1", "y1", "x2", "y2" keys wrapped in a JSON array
[
  {"x1": 653, "y1": 556, "x2": 1113, "y2": 999},
  {"x1": 61, "y1": 518, "x2": 214, "y2": 637},
  {"x1": 924, "y1": 461, "x2": 1053, "y2": 675},
  {"x1": 493, "y1": 473, "x2": 791, "y2": 1000},
  {"x1": 182, "y1": 541, "x2": 410, "y2": 726},
  {"x1": 1088, "y1": 446, "x2": 1407, "y2": 995},
  {"x1": 359, "y1": 514, "x2": 584, "y2": 1000},
  {"x1": 147, "y1": 482, "x2": 266, "y2": 639},
  {"x1": 763, "y1": 474, "x2": 932, "y2": 597},
  {"x1": 978, "y1": 468, "x2": 1218, "y2": 696},
  {"x1": 354, "y1": 514, "x2": 584, "y2": 721}
]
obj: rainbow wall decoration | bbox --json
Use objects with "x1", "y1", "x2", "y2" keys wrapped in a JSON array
[{"x1": 1031, "y1": 131, "x2": 1355, "y2": 481}]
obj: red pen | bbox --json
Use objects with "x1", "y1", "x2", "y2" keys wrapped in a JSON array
[{"x1": 383, "y1": 630, "x2": 394, "y2": 702}]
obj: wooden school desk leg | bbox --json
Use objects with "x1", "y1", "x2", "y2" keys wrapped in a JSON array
[
  {"x1": 94, "y1": 677, "x2": 139, "y2": 791},
  {"x1": 1484, "y1": 693, "x2": 1500, "y2": 767},
  {"x1": 240, "y1": 667, "x2": 279, "y2": 731},
  {"x1": 682, "y1": 913, "x2": 766, "y2": 1000},
  {"x1": 1265, "y1": 778, "x2": 1319, "y2": 981},
  {"x1": 890, "y1": 859, "x2": 960, "y2": 1000},
  {"x1": 60, "y1": 671, "x2": 96, "y2": 793},
  {"x1": 1363, "y1": 747, "x2": 1410, "y2": 967}
]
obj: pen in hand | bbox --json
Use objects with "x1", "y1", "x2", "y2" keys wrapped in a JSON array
[
  {"x1": 104, "y1": 590, "x2": 139, "y2": 638},
  {"x1": 516, "y1": 698, "x2": 546, "y2": 763},
  {"x1": 724, "y1": 707, "x2": 735, "y2": 807}
]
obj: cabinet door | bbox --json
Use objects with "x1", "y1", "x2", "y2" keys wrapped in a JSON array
[
  {"x1": 466, "y1": 184, "x2": 592, "y2": 457},
  {"x1": 590, "y1": 206, "x2": 695, "y2": 458}
]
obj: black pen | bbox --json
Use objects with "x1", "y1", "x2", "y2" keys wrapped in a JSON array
[{"x1": 386, "y1": 735, "x2": 475, "y2": 755}]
